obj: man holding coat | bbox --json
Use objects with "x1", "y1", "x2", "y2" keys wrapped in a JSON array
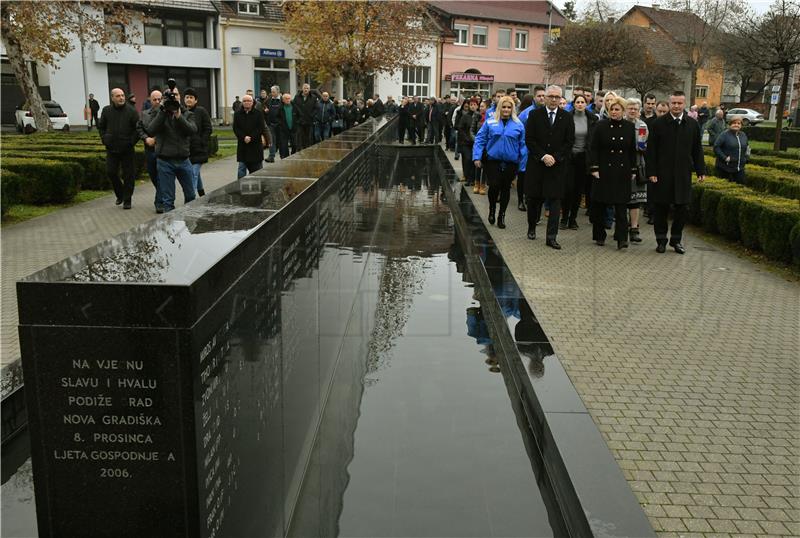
[{"x1": 646, "y1": 90, "x2": 706, "y2": 254}]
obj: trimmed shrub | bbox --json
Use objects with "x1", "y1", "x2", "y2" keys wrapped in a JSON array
[
  {"x1": 738, "y1": 200, "x2": 763, "y2": 251},
  {"x1": 748, "y1": 155, "x2": 800, "y2": 175},
  {"x1": 716, "y1": 193, "x2": 743, "y2": 241},
  {"x1": 700, "y1": 188, "x2": 724, "y2": 233},
  {"x1": 704, "y1": 155, "x2": 800, "y2": 200},
  {"x1": 209, "y1": 134, "x2": 219, "y2": 155},
  {"x1": 2, "y1": 151, "x2": 108, "y2": 189},
  {"x1": 790, "y1": 221, "x2": 800, "y2": 268},
  {"x1": 759, "y1": 204, "x2": 800, "y2": 263},
  {"x1": 743, "y1": 126, "x2": 800, "y2": 147},
  {"x1": 1, "y1": 159, "x2": 81, "y2": 203},
  {"x1": 1, "y1": 170, "x2": 23, "y2": 215}
]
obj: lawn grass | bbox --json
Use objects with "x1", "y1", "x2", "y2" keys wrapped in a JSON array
[{"x1": 2, "y1": 189, "x2": 114, "y2": 225}]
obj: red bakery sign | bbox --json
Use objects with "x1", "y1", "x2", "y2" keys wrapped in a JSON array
[{"x1": 448, "y1": 72, "x2": 495, "y2": 82}]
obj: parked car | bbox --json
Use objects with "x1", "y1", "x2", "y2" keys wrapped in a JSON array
[
  {"x1": 15, "y1": 101, "x2": 70, "y2": 133},
  {"x1": 725, "y1": 108, "x2": 765, "y2": 126}
]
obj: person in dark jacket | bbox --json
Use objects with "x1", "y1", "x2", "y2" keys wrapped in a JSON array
[
  {"x1": 88, "y1": 93, "x2": 100, "y2": 131},
  {"x1": 234, "y1": 94, "x2": 268, "y2": 177},
  {"x1": 314, "y1": 92, "x2": 337, "y2": 141},
  {"x1": 372, "y1": 94, "x2": 385, "y2": 116},
  {"x1": 424, "y1": 96, "x2": 442, "y2": 144},
  {"x1": 276, "y1": 93, "x2": 298, "y2": 159},
  {"x1": 457, "y1": 98, "x2": 479, "y2": 185},
  {"x1": 646, "y1": 90, "x2": 706, "y2": 254},
  {"x1": 385, "y1": 96, "x2": 398, "y2": 114},
  {"x1": 98, "y1": 87, "x2": 140, "y2": 209},
  {"x1": 562, "y1": 95, "x2": 598, "y2": 229},
  {"x1": 525, "y1": 85, "x2": 575, "y2": 248},
  {"x1": 713, "y1": 115, "x2": 749, "y2": 184},
  {"x1": 264, "y1": 86, "x2": 282, "y2": 162},
  {"x1": 589, "y1": 96, "x2": 638, "y2": 249},
  {"x1": 398, "y1": 96, "x2": 411, "y2": 144},
  {"x1": 146, "y1": 86, "x2": 198, "y2": 213},
  {"x1": 184, "y1": 88, "x2": 212, "y2": 197},
  {"x1": 137, "y1": 90, "x2": 163, "y2": 211},
  {"x1": 292, "y1": 83, "x2": 318, "y2": 151},
  {"x1": 473, "y1": 96, "x2": 527, "y2": 229},
  {"x1": 441, "y1": 95, "x2": 455, "y2": 150},
  {"x1": 516, "y1": 95, "x2": 536, "y2": 211},
  {"x1": 705, "y1": 109, "x2": 726, "y2": 147},
  {"x1": 408, "y1": 96, "x2": 424, "y2": 143}
]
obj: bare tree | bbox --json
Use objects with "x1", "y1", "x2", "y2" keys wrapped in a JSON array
[
  {"x1": 725, "y1": 0, "x2": 800, "y2": 149},
  {"x1": 606, "y1": 51, "x2": 682, "y2": 101}
]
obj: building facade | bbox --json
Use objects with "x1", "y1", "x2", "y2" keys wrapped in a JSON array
[{"x1": 429, "y1": 1, "x2": 566, "y2": 99}]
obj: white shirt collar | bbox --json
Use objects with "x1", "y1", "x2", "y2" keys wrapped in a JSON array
[{"x1": 671, "y1": 113, "x2": 684, "y2": 122}]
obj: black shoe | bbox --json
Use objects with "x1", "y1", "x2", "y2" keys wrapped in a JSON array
[
  {"x1": 115, "y1": 198, "x2": 123, "y2": 205},
  {"x1": 617, "y1": 240, "x2": 629, "y2": 250},
  {"x1": 629, "y1": 228, "x2": 642, "y2": 242},
  {"x1": 559, "y1": 219, "x2": 568, "y2": 230},
  {"x1": 568, "y1": 220, "x2": 579, "y2": 230},
  {"x1": 647, "y1": 217, "x2": 654, "y2": 225},
  {"x1": 156, "y1": 206, "x2": 165, "y2": 214},
  {"x1": 123, "y1": 200, "x2": 132, "y2": 210},
  {"x1": 518, "y1": 201, "x2": 527, "y2": 212},
  {"x1": 197, "y1": 189, "x2": 205, "y2": 197},
  {"x1": 488, "y1": 207, "x2": 496, "y2": 225},
  {"x1": 497, "y1": 212, "x2": 506, "y2": 229},
  {"x1": 527, "y1": 228, "x2": 536, "y2": 240},
  {"x1": 266, "y1": 157, "x2": 275, "y2": 163},
  {"x1": 546, "y1": 239, "x2": 562, "y2": 250},
  {"x1": 673, "y1": 243, "x2": 686, "y2": 254},
  {"x1": 536, "y1": 218, "x2": 542, "y2": 225},
  {"x1": 595, "y1": 239, "x2": 605, "y2": 246},
  {"x1": 656, "y1": 243, "x2": 667, "y2": 253},
  {"x1": 604, "y1": 223, "x2": 612, "y2": 230}
]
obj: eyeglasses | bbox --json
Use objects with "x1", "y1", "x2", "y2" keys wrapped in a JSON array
[{"x1": 546, "y1": 95, "x2": 560, "y2": 99}]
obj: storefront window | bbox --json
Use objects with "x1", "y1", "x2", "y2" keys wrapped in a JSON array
[{"x1": 449, "y1": 82, "x2": 491, "y2": 100}]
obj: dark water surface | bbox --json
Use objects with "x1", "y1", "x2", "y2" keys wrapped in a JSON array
[{"x1": 288, "y1": 157, "x2": 559, "y2": 538}]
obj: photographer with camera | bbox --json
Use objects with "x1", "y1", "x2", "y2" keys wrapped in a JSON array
[
  {"x1": 145, "y1": 79, "x2": 197, "y2": 213},
  {"x1": 98, "y1": 88, "x2": 140, "y2": 209},
  {"x1": 184, "y1": 88, "x2": 212, "y2": 197}
]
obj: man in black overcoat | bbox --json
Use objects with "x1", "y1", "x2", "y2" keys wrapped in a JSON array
[
  {"x1": 525, "y1": 85, "x2": 575, "y2": 249},
  {"x1": 645, "y1": 90, "x2": 706, "y2": 254},
  {"x1": 233, "y1": 94, "x2": 267, "y2": 178},
  {"x1": 407, "y1": 96, "x2": 424, "y2": 145}
]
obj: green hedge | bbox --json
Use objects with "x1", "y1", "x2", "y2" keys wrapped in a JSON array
[
  {"x1": 743, "y1": 126, "x2": 800, "y2": 146},
  {"x1": 3, "y1": 151, "x2": 108, "y2": 189},
  {"x1": 1, "y1": 159, "x2": 82, "y2": 204},
  {"x1": 1, "y1": 170, "x2": 23, "y2": 215},
  {"x1": 704, "y1": 155, "x2": 800, "y2": 200},
  {"x1": 691, "y1": 177, "x2": 800, "y2": 265},
  {"x1": 747, "y1": 155, "x2": 800, "y2": 175}
]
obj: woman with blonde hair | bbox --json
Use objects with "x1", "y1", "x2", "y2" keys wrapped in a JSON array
[
  {"x1": 473, "y1": 95, "x2": 527, "y2": 228},
  {"x1": 589, "y1": 95, "x2": 638, "y2": 249}
]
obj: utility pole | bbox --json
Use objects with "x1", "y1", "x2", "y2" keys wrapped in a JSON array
[
  {"x1": 79, "y1": 6, "x2": 90, "y2": 129},
  {"x1": 545, "y1": 1, "x2": 552, "y2": 85}
]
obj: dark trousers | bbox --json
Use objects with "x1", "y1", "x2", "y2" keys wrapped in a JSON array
[
  {"x1": 460, "y1": 145, "x2": 475, "y2": 183},
  {"x1": 516, "y1": 171, "x2": 525, "y2": 202},
  {"x1": 485, "y1": 161, "x2": 516, "y2": 214},
  {"x1": 145, "y1": 149, "x2": 160, "y2": 207},
  {"x1": 443, "y1": 122, "x2": 452, "y2": 149},
  {"x1": 653, "y1": 203, "x2": 688, "y2": 245},
  {"x1": 296, "y1": 124, "x2": 314, "y2": 151},
  {"x1": 106, "y1": 148, "x2": 136, "y2": 202},
  {"x1": 277, "y1": 129, "x2": 295, "y2": 159},
  {"x1": 425, "y1": 120, "x2": 441, "y2": 143},
  {"x1": 528, "y1": 196, "x2": 561, "y2": 240},
  {"x1": 564, "y1": 152, "x2": 586, "y2": 222},
  {"x1": 591, "y1": 203, "x2": 628, "y2": 242},
  {"x1": 89, "y1": 112, "x2": 99, "y2": 130},
  {"x1": 398, "y1": 122, "x2": 408, "y2": 144}
]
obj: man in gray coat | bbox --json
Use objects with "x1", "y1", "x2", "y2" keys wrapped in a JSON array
[{"x1": 137, "y1": 90, "x2": 162, "y2": 212}]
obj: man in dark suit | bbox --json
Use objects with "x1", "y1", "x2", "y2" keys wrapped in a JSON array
[
  {"x1": 646, "y1": 90, "x2": 706, "y2": 254},
  {"x1": 524, "y1": 85, "x2": 575, "y2": 249},
  {"x1": 424, "y1": 96, "x2": 442, "y2": 144},
  {"x1": 407, "y1": 96, "x2": 424, "y2": 145}
]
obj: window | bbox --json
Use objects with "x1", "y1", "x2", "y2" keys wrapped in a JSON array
[
  {"x1": 107, "y1": 23, "x2": 126, "y2": 44},
  {"x1": 515, "y1": 85, "x2": 530, "y2": 97},
  {"x1": 143, "y1": 16, "x2": 207, "y2": 48},
  {"x1": 402, "y1": 66, "x2": 430, "y2": 97},
  {"x1": 695, "y1": 85, "x2": 708, "y2": 98},
  {"x1": 472, "y1": 25, "x2": 487, "y2": 47},
  {"x1": 238, "y1": 1, "x2": 259, "y2": 15},
  {"x1": 449, "y1": 82, "x2": 491, "y2": 100},
  {"x1": 454, "y1": 24, "x2": 469, "y2": 46},
  {"x1": 515, "y1": 30, "x2": 528, "y2": 51},
  {"x1": 498, "y1": 28, "x2": 511, "y2": 49}
]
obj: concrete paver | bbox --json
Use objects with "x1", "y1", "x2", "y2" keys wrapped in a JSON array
[{"x1": 444, "y1": 149, "x2": 799, "y2": 537}]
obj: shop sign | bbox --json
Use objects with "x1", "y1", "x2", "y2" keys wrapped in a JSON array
[
  {"x1": 259, "y1": 48, "x2": 285, "y2": 58},
  {"x1": 449, "y1": 72, "x2": 494, "y2": 82}
]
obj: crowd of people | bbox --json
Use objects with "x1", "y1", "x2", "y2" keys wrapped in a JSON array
[{"x1": 420, "y1": 84, "x2": 748, "y2": 253}]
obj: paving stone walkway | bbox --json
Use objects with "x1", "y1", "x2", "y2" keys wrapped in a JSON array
[
  {"x1": 445, "y1": 150, "x2": 800, "y2": 537},
  {"x1": 0, "y1": 153, "x2": 241, "y2": 378}
]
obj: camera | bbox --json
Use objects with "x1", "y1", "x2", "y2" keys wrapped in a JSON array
[{"x1": 161, "y1": 78, "x2": 180, "y2": 114}]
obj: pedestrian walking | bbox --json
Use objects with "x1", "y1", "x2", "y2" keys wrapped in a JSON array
[
  {"x1": 560, "y1": 94, "x2": 597, "y2": 230},
  {"x1": 314, "y1": 92, "x2": 337, "y2": 141},
  {"x1": 473, "y1": 96, "x2": 527, "y2": 230},
  {"x1": 234, "y1": 94, "x2": 268, "y2": 178},
  {"x1": 276, "y1": 93, "x2": 298, "y2": 159},
  {"x1": 98, "y1": 88, "x2": 140, "y2": 209},
  {"x1": 516, "y1": 94, "x2": 536, "y2": 211},
  {"x1": 292, "y1": 83, "x2": 318, "y2": 151},
  {"x1": 137, "y1": 90, "x2": 163, "y2": 212},
  {"x1": 625, "y1": 98, "x2": 649, "y2": 243},
  {"x1": 398, "y1": 97, "x2": 411, "y2": 144},
  {"x1": 524, "y1": 85, "x2": 575, "y2": 249},
  {"x1": 425, "y1": 96, "x2": 442, "y2": 144},
  {"x1": 88, "y1": 93, "x2": 100, "y2": 131},
  {"x1": 705, "y1": 109, "x2": 726, "y2": 146},
  {"x1": 646, "y1": 90, "x2": 706, "y2": 254},
  {"x1": 713, "y1": 115, "x2": 750, "y2": 184},
  {"x1": 408, "y1": 96, "x2": 424, "y2": 144},
  {"x1": 264, "y1": 86, "x2": 282, "y2": 162},
  {"x1": 457, "y1": 98, "x2": 479, "y2": 185},
  {"x1": 184, "y1": 88, "x2": 212, "y2": 197}
]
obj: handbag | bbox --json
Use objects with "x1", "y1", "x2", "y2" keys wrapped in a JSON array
[{"x1": 332, "y1": 118, "x2": 343, "y2": 129}]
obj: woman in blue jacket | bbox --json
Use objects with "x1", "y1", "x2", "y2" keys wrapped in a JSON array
[
  {"x1": 473, "y1": 96, "x2": 528, "y2": 229},
  {"x1": 713, "y1": 115, "x2": 750, "y2": 184}
]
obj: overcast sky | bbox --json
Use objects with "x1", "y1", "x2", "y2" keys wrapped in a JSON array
[{"x1": 560, "y1": 0, "x2": 773, "y2": 17}]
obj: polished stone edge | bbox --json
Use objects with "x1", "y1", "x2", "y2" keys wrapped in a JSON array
[{"x1": 436, "y1": 146, "x2": 656, "y2": 538}]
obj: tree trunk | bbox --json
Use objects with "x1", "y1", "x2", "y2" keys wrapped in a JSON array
[
  {"x1": 739, "y1": 75, "x2": 749, "y2": 103},
  {"x1": 3, "y1": 34, "x2": 52, "y2": 132},
  {"x1": 773, "y1": 65, "x2": 790, "y2": 151},
  {"x1": 598, "y1": 69, "x2": 604, "y2": 92},
  {"x1": 689, "y1": 66, "x2": 698, "y2": 107}
]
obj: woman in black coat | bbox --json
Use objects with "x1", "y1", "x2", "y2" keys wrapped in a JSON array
[
  {"x1": 589, "y1": 96, "x2": 637, "y2": 249},
  {"x1": 456, "y1": 98, "x2": 478, "y2": 185},
  {"x1": 562, "y1": 94, "x2": 598, "y2": 229},
  {"x1": 398, "y1": 96, "x2": 411, "y2": 144}
]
